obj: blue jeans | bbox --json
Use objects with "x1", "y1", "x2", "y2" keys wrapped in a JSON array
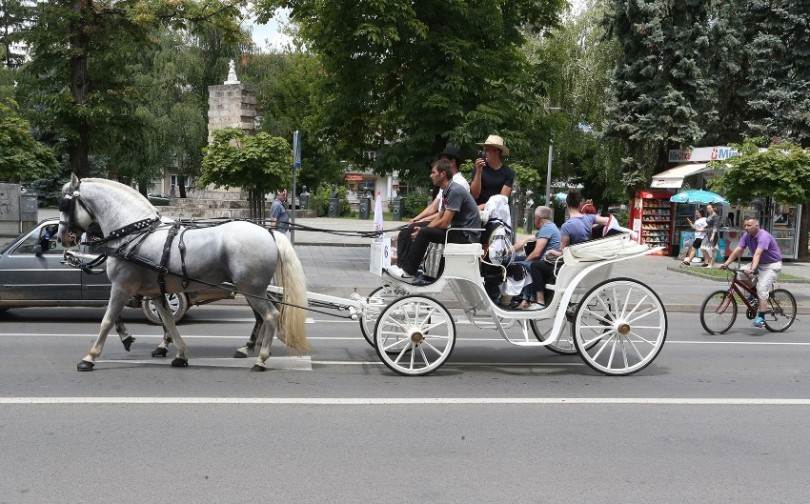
[{"x1": 513, "y1": 256, "x2": 535, "y2": 301}]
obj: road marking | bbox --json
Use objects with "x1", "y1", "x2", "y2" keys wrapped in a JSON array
[
  {"x1": 2, "y1": 397, "x2": 810, "y2": 406},
  {"x1": 97, "y1": 356, "x2": 312, "y2": 370}
]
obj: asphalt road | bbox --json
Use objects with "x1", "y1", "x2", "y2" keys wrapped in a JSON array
[{"x1": 1, "y1": 305, "x2": 808, "y2": 503}]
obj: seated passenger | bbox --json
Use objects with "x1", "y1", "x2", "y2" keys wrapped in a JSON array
[
  {"x1": 388, "y1": 158, "x2": 481, "y2": 284},
  {"x1": 398, "y1": 145, "x2": 469, "y2": 261},
  {"x1": 546, "y1": 191, "x2": 611, "y2": 259},
  {"x1": 511, "y1": 206, "x2": 560, "y2": 309}
]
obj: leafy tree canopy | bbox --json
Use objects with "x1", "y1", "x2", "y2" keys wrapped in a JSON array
[
  {"x1": 710, "y1": 138, "x2": 810, "y2": 204},
  {"x1": 199, "y1": 128, "x2": 291, "y2": 192},
  {"x1": 0, "y1": 99, "x2": 59, "y2": 182},
  {"x1": 255, "y1": 0, "x2": 565, "y2": 177}
]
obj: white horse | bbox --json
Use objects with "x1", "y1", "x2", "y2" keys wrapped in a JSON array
[{"x1": 56, "y1": 175, "x2": 309, "y2": 371}]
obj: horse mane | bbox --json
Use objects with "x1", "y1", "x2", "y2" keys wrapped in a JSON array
[{"x1": 82, "y1": 177, "x2": 158, "y2": 214}]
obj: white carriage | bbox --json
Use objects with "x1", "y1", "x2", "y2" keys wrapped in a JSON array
[{"x1": 359, "y1": 230, "x2": 668, "y2": 376}]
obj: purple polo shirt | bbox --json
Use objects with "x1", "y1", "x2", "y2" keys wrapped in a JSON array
[{"x1": 739, "y1": 229, "x2": 782, "y2": 264}]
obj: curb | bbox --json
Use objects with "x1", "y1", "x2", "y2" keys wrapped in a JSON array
[{"x1": 666, "y1": 265, "x2": 810, "y2": 284}]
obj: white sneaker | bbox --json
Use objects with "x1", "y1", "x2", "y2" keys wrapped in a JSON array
[{"x1": 386, "y1": 265, "x2": 408, "y2": 278}]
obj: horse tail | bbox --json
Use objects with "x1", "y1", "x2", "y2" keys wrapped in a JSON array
[{"x1": 273, "y1": 232, "x2": 309, "y2": 353}]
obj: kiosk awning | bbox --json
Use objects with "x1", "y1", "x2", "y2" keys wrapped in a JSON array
[{"x1": 651, "y1": 163, "x2": 711, "y2": 189}]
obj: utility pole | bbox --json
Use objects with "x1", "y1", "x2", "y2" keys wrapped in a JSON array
[
  {"x1": 291, "y1": 130, "x2": 301, "y2": 245},
  {"x1": 545, "y1": 139, "x2": 554, "y2": 208}
]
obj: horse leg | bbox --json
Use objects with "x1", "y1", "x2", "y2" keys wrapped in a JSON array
[
  {"x1": 151, "y1": 324, "x2": 172, "y2": 358},
  {"x1": 233, "y1": 309, "x2": 263, "y2": 358},
  {"x1": 114, "y1": 318, "x2": 136, "y2": 352},
  {"x1": 77, "y1": 287, "x2": 129, "y2": 371},
  {"x1": 153, "y1": 294, "x2": 188, "y2": 368},
  {"x1": 246, "y1": 298, "x2": 279, "y2": 372}
]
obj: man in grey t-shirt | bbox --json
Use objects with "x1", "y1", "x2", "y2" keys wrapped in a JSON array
[
  {"x1": 269, "y1": 189, "x2": 289, "y2": 233},
  {"x1": 392, "y1": 158, "x2": 482, "y2": 281}
]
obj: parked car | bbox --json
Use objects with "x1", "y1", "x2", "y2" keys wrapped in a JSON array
[{"x1": 0, "y1": 219, "x2": 234, "y2": 323}]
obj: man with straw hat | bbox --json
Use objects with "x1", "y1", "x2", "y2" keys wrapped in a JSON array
[{"x1": 471, "y1": 134, "x2": 515, "y2": 207}]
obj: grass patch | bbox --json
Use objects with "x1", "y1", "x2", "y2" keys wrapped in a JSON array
[{"x1": 668, "y1": 264, "x2": 809, "y2": 283}]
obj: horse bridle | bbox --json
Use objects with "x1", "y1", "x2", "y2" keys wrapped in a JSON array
[
  {"x1": 59, "y1": 183, "x2": 161, "y2": 245},
  {"x1": 58, "y1": 188, "x2": 95, "y2": 234}
]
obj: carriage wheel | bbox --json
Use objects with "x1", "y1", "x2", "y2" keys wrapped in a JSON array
[
  {"x1": 374, "y1": 296, "x2": 455, "y2": 376},
  {"x1": 700, "y1": 290, "x2": 737, "y2": 334},
  {"x1": 360, "y1": 285, "x2": 406, "y2": 351},
  {"x1": 573, "y1": 278, "x2": 666, "y2": 376},
  {"x1": 529, "y1": 318, "x2": 576, "y2": 355},
  {"x1": 764, "y1": 289, "x2": 797, "y2": 333}
]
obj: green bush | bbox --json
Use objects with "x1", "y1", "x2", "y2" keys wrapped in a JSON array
[
  {"x1": 402, "y1": 189, "x2": 431, "y2": 218},
  {"x1": 310, "y1": 183, "x2": 351, "y2": 216}
]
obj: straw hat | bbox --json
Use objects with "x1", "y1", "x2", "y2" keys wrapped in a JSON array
[{"x1": 476, "y1": 134, "x2": 510, "y2": 156}]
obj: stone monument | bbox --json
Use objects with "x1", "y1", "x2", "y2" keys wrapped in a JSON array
[{"x1": 207, "y1": 59, "x2": 258, "y2": 142}]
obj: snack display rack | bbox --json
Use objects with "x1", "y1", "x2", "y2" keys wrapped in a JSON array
[{"x1": 629, "y1": 190, "x2": 674, "y2": 256}]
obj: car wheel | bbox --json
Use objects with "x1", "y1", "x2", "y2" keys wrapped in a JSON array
[{"x1": 141, "y1": 293, "x2": 189, "y2": 325}]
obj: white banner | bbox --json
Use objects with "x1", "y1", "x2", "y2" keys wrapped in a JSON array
[
  {"x1": 668, "y1": 146, "x2": 740, "y2": 163},
  {"x1": 369, "y1": 236, "x2": 391, "y2": 277}
]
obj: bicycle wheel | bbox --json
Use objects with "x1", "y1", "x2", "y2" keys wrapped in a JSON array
[
  {"x1": 764, "y1": 288, "x2": 797, "y2": 333},
  {"x1": 700, "y1": 290, "x2": 737, "y2": 335}
]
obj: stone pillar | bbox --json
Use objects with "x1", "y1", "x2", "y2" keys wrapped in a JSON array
[
  {"x1": 0, "y1": 183, "x2": 21, "y2": 238},
  {"x1": 207, "y1": 84, "x2": 258, "y2": 142}
]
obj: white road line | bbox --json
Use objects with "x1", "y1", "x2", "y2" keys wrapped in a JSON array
[
  {"x1": 0, "y1": 333, "x2": 808, "y2": 346},
  {"x1": 1, "y1": 397, "x2": 810, "y2": 406}
]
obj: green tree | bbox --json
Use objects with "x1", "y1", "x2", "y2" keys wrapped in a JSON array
[
  {"x1": 19, "y1": 0, "x2": 244, "y2": 178},
  {"x1": 523, "y1": 0, "x2": 626, "y2": 210},
  {"x1": 604, "y1": 0, "x2": 711, "y2": 182},
  {"x1": 710, "y1": 139, "x2": 810, "y2": 205},
  {"x1": 255, "y1": 0, "x2": 565, "y2": 177},
  {"x1": 0, "y1": 99, "x2": 59, "y2": 182},
  {"x1": 199, "y1": 128, "x2": 291, "y2": 217},
  {"x1": 0, "y1": 0, "x2": 31, "y2": 68},
  {"x1": 240, "y1": 50, "x2": 344, "y2": 191}
]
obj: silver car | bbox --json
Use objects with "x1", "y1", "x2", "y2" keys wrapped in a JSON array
[{"x1": 0, "y1": 219, "x2": 233, "y2": 323}]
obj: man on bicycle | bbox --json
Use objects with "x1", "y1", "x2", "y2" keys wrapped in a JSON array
[{"x1": 721, "y1": 218, "x2": 783, "y2": 328}]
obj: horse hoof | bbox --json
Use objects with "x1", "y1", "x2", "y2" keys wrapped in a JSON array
[
  {"x1": 250, "y1": 364, "x2": 266, "y2": 372},
  {"x1": 122, "y1": 336, "x2": 136, "y2": 352},
  {"x1": 233, "y1": 349, "x2": 248, "y2": 359},
  {"x1": 77, "y1": 360, "x2": 94, "y2": 372},
  {"x1": 151, "y1": 347, "x2": 168, "y2": 358},
  {"x1": 171, "y1": 357, "x2": 188, "y2": 368}
]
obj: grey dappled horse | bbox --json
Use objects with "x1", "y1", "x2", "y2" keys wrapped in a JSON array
[{"x1": 56, "y1": 175, "x2": 309, "y2": 371}]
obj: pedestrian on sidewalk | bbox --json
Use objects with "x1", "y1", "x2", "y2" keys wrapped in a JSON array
[
  {"x1": 269, "y1": 189, "x2": 290, "y2": 233},
  {"x1": 682, "y1": 208, "x2": 708, "y2": 267},
  {"x1": 702, "y1": 203, "x2": 720, "y2": 268}
]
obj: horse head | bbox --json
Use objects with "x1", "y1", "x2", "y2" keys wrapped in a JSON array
[{"x1": 57, "y1": 174, "x2": 93, "y2": 246}]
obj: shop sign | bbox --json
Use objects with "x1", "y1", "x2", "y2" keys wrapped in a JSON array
[{"x1": 668, "y1": 146, "x2": 740, "y2": 163}]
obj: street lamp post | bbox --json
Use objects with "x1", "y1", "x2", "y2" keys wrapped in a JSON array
[
  {"x1": 545, "y1": 139, "x2": 554, "y2": 208},
  {"x1": 545, "y1": 105, "x2": 562, "y2": 213}
]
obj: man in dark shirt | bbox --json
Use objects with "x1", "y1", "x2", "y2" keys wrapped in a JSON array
[
  {"x1": 470, "y1": 134, "x2": 515, "y2": 206},
  {"x1": 389, "y1": 158, "x2": 481, "y2": 282}
]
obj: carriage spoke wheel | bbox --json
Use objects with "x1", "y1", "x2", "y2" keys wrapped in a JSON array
[
  {"x1": 530, "y1": 318, "x2": 576, "y2": 355},
  {"x1": 360, "y1": 285, "x2": 407, "y2": 352},
  {"x1": 700, "y1": 290, "x2": 738, "y2": 335},
  {"x1": 764, "y1": 289, "x2": 797, "y2": 333},
  {"x1": 374, "y1": 296, "x2": 455, "y2": 376},
  {"x1": 573, "y1": 278, "x2": 666, "y2": 376}
]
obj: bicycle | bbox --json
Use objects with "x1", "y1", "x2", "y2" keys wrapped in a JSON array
[{"x1": 700, "y1": 263, "x2": 797, "y2": 334}]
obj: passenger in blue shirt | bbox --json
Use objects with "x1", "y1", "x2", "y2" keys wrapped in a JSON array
[
  {"x1": 546, "y1": 191, "x2": 611, "y2": 261},
  {"x1": 511, "y1": 206, "x2": 561, "y2": 309}
]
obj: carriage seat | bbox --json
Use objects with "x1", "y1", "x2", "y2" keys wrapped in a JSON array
[
  {"x1": 563, "y1": 233, "x2": 648, "y2": 264},
  {"x1": 444, "y1": 242, "x2": 483, "y2": 257}
]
